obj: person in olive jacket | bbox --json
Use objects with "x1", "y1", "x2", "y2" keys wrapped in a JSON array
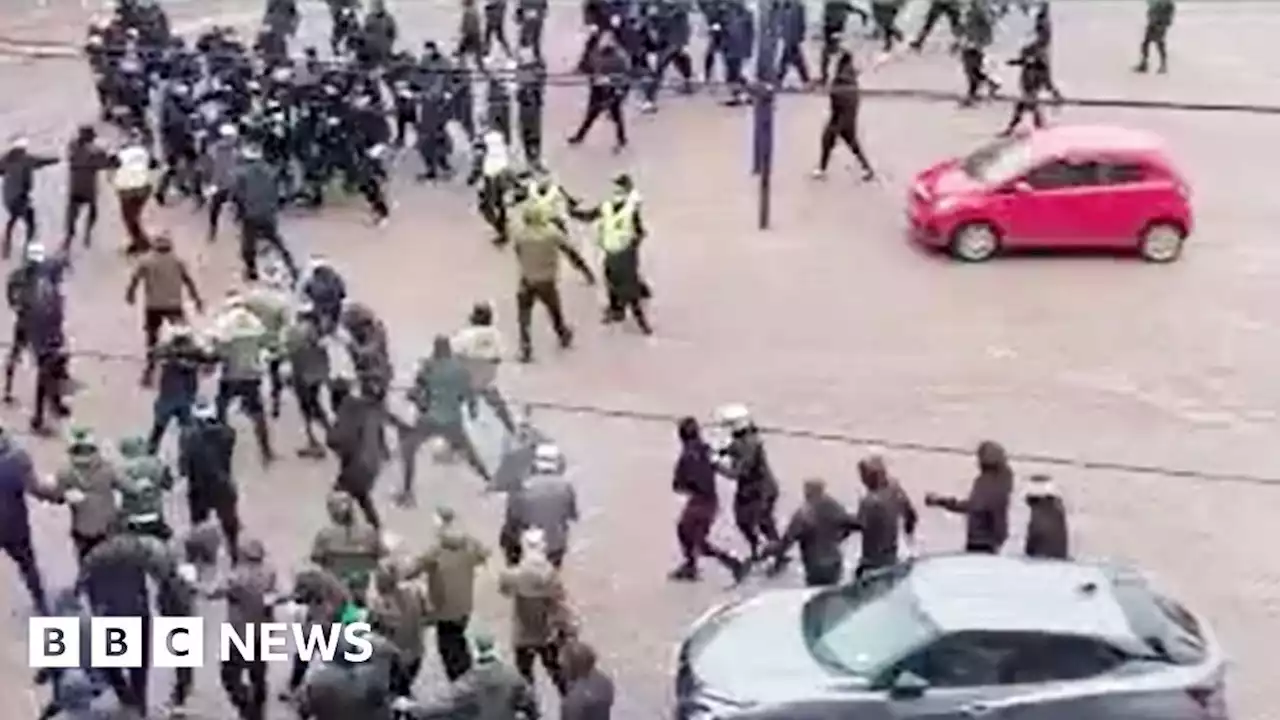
[
  {"x1": 1024, "y1": 474, "x2": 1069, "y2": 560},
  {"x1": 925, "y1": 440, "x2": 1013, "y2": 554}
]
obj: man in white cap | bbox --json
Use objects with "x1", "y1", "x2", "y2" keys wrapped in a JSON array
[
  {"x1": 1, "y1": 136, "x2": 59, "y2": 259},
  {"x1": 500, "y1": 442, "x2": 577, "y2": 568}
]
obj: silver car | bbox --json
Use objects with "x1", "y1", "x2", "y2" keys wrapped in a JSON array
[{"x1": 674, "y1": 554, "x2": 1229, "y2": 720}]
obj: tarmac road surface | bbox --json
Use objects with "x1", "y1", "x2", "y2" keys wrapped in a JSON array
[{"x1": 0, "y1": 1, "x2": 1278, "y2": 718}]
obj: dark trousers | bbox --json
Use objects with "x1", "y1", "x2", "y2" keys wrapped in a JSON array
[
  {"x1": 1003, "y1": 96, "x2": 1045, "y2": 133},
  {"x1": 148, "y1": 393, "x2": 192, "y2": 453},
  {"x1": 396, "y1": 416, "x2": 492, "y2": 494},
  {"x1": 216, "y1": 378, "x2": 274, "y2": 460},
  {"x1": 31, "y1": 349, "x2": 69, "y2": 429},
  {"x1": 207, "y1": 188, "x2": 231, "y2": 239},
  {"x1": 64, "y1": 194, "x2": 98, "y2": 249},
  {"x1": 818, "y1": 26, "x2": 843, "y2": 82},
  {"x1": 675, "y1": 498, "x2": 739, "y2": 575},
  {"x1": 484, "y1": 14, "x2": 513, "y2": 56},
  {"x1": 188, "y1": 486, "x2": 241, "y2": 564},
  {"x1": 3, "y1": 539, "x2": 47, "y2": 612},
  {"x1": 336, "y1": 473, "x2": 382, "y2": 530},
  {"x1": 220, "y1": 654, "x2": 267, "y2": 720},
  {"x1": 71, "y1": 530, "x2": 106, "y2": 563},
  {"x1": 872, "y1": 3, "x2": 904, "y2": 52},
  {"x1": 778, "y1": 43, "x2": 810, "y2": 85},
  {"x1": 570, "y1": 91, "x2": 627, "y2": 148},
  {"x1": 293, "y1": 379, "x2": 331, "y2": 444},
  {"x1": 518, "y1": 16, "x2": 544, "y2": 60},
  {"x1": 117, "y1": 187, "x2": 151, "y2": 251},
  {"x1": 911, "y1": 1, "x2": 961, "y2": 48},
  {"x1": 103, "y1": 614, "x2": 150, "y2": 711},
  {"x1": 1138, "y1": 23, "x2": 1170, "y2": 70},
  {"x1": 733, "y1": 494, "x2": 780, "y2": 559},
  {"x1": 818, "y1": 120, "x2": 875, "y2": 176},
  {"x1": 172, "y1": 666, "x2": 193, "y2": 706},
  {"x1": 515, "y1": 643, "x2": 565, "y2": 694},
  {"x1": 516, "y1": 279, "x2": 569, "y2": 352},
  {"x1": 3, "y1": 324, "x2": 30, "y2": 399},
  {"x1": 436, "y1": 617, "x2": 472, "y2": 681},
  {"x1": 142, "y1": 307, "x2": 185, "y2": 377},
  {"x1": 2, "y1": 199, "x2": 35, "y2": 258},
  {"x1": 961, "y1": 47, "x2": 998, "y2": 101},
  {"x1": 804, "y1": 563, "x2": 842, "y2": 587},
  {"x1": 644, "y1": 47, "x2": 693, "y2": 101},
  {"x1": 239, "y1": 216, "x2": 299, "y2": 283},
  {"x1": 390, "y1": 655, "x2": 423, "y2": 697}
]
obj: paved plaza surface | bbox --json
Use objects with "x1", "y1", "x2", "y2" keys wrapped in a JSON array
[{"x1": 1, "y1": 1, "x2": 1279, "y2": 718}]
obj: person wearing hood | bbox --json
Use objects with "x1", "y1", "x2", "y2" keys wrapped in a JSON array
[
  {"x1": 1, "y1": 136, "x2": 58, "y2": 259},
  {"x1": 0, "y1": 426, "x2": 48, "y2": 612},
  {"x1": 397, "y1": 335, "x2": 492, "y2": 504},
  {"x1": 63, "y1": 124, "x2": 114, "y2": 253},
  {"x1": 112, "y1": 129, "x2": 157, "y2": 255},
  {"x1": 33, "y1": 428, "x2": 122, "y2": 561},
  {"x1": 116, "y1": 435, "x2": 175, "y2": 540},
  {"x1": 925, "y1": 440, "x2": 1014, "y2": 554},
  {"x1": 851, "y1": 454, "x2": 917, "y2": 576},
  {"x1": 206, "y1": 538, "x2": 276, "y2": 720},
  {"x1": 561, "y1": 640, "x2": 614, "y2": 720},
  {"x1": 813, "y1": 50, "x2": 875, "y2": 182},
  {"x1": 509, "y1": 202, "x2": 593, "y2": 363},
  {"x1": 300, "y1": 257, "x2": 347, "y2": 333},
  {"x1": 368, "y1": 559, "x2": 430, "y2": 697},
  {"x1": 75, "y1": 520, "x2": 181, "y2": 716},
  {"x1": 179, "y1": 399, "x2": 242, "y2": 561},
  {"x1": 297, "y1": 627, "x2": 398, "y2": 720},
  {"x1": 1024, "y1": 474, "x2": 1069, "y2": 560},
  {"x1": 501, "y1": 443, "x2": 577, "y2": 568},
  {"x1": 567, "y1": 174, "x2": 651, "y2": 333},
  {"x1": 202, "y1": 123, "x2": 242, "y2": 241},
  {"x1": 147, "y1": 321, "x2": 214, "y2": 452},
  {"x1": 399, "y1": 632, "x2": 538, "y2": 720},
  {"x1": 126, "y1": 232, "x2": 204, "y2": 386},
  {"x1": 328, "y1": 375, "x2": 388, "y2": 529},
  {"x1": 499, "y1": 528, "x2": 574, "y2": 694},
  {"x1": 4, "y1": 242, "x2": 70, "y2": 431},
  {"x1": 764, "y1": 478, "x2": 857, "y2": 586},
  {"x1": 311, "y1": 490, "x2": 388, "y2": 602},
  {"x1": 286, "y1": 302, "x2": 333, "y2": 457},
  {"x1": 341, "y1": 300, "x2": 394, "y2": 405},
  {"x1": 405, "y1": 506, "x2": 489, "y2": 681},
  {"x1": 231, "y1": 143, "x2": 300, "y2": 283},
  {"x1": 453, "y1": 302, "x2": 517, "y2": 432},
  {"x1": 669, "y1": 416, "x2": 746, "y2": 583},
  {"x1": 713, "y1": 404, "x2": 781, "y2": 562},
  {"x1": 212, "y1": 291, "x2": 275, "y2": 464}
]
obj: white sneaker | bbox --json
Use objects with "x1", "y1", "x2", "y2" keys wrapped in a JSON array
[{"x1": 811, "y1": 168, "x2": 827, "y2": 179}]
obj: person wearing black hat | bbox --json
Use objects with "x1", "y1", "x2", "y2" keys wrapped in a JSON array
[
  {"x1": 63, "y1": 124, "x2": 114, "y2": 252},
  {"x1": 567, "y1": 33, "x2": 630, "y2": 152},
  {"x1": 1, "y1": 136, "x2": 58, "y2": 260},
  {"x1": 568, "y1": 174, "x2": 651, "y2": 333}
]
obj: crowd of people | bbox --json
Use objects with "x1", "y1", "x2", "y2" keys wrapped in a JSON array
[{"x1": 0, "y1": 0, "x2": 1178, "y2": 717}]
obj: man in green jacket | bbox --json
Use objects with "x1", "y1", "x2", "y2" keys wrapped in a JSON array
[{"x1": 117, "y1": 435, "x2": 175, "y2": 540}]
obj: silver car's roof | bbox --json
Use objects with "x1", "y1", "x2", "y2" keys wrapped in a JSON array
[{"x1": 907, "y1": 555, "x2": 1137, "y2": 645}]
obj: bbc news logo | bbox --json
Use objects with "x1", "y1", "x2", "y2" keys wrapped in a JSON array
[{"x1": 29, "y1": 618, "x2": 374, "y2": 668}]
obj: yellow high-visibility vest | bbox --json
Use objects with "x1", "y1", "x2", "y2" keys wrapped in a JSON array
[{"x1": 597, "y1": 197, "x2": 637, "y2": 254}]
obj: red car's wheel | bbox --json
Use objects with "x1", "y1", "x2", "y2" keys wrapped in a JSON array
[
  {"x1": 949, "y1": 222, "x2": 1001, "y2": 263},
  {"x1": 1138, "y1": 221, "x2": 1186, "y2": 263}
]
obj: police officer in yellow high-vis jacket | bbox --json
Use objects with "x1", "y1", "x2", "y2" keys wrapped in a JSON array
[{"x1": 568, "y1": 174, "x2": 652, "y2": 334}]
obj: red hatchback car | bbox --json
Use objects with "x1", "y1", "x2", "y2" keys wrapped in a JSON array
[{"x1": 908, "y1": 125, "x2": 1194, "y2": 263}]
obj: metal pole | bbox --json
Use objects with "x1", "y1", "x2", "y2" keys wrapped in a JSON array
[{"x1": 752, "y1": 0, "x2": 779, "y2": 228}]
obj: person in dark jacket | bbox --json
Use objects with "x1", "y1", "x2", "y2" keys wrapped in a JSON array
[
  {"x1": 775, "y1": 0, "x2": 810, "y2": 86},
  {"x1": 146, "y1": 323, "x2": 213, "y2": 452},
  {"x1": 1134, "y1": 0, "x2": 1175, "y2": 74},
  {"x1": 0, "y1": 137, "x2": 58, "y2": 259},
  {"x1": 206, "y1": 538, "x2": 276, "y2": 720},
  {"x1": 714, "y1": 404, "x2": 780, "y2": 561},
  {"x1": 75, "y1": 521, "x2": 180, "y2": 716},
  {"x1": 63, "y1": 125, "x2": 114, "y2": 253},
  {"x1": 560, "y1": 640, "x2": 614, "y2": 720},
  {"x1": 818, "y1": 0, "x2": 866, "y2": 83},
  {"x1": 925, "y1": 440, "x2": 1014, "y2": 554},
  {"x1": 668, "y1": 417, "x2": 746, "y2": 582},
  {"x1": 813, "y1": 51, "x2": 874, "y2": 181},
  {"x1": 126, "y1": 233, "x2": 204, "y2": 386},
  {"x1": 1024, "y1": 474, "x2": 1069, "y2": 559},
  {"x1": 998, "y1": 39, "x2": 1062, "y2": 136},
  {"x1": 286, "y1": 304, "x2": 332, "y2": 457},
  {"x1": 4, "y1": 242, "x2": 68, "y2": 408},
  {"x1": 400, "y1": 632, "x2": 538, "y2": 720},
  {"x1": 0, "y1": 427, "x2": 48, "y2": 612},
  {"x1": 178, "y1": 400, "x2": 242, "y2": 563},
  {"x1": 231, "y1": 144, "x2": 299, "y2": 283},
  {"x1": 852, "y1": 455, "x2": 917, "y2": 576},
  {"x1": 34, "y1": 589, "x2": 105, "y2": 719},
  {"x1": 764, "y1": 478, "x2": 857, "y2": 586},
  {"x1": 568, "y1": 35, "x2": 629, "y2": 151},
  {"x1": 328, "y1": 385, "x2": 387, "y2": 529},
  {"x1": 301, "y1": 257, "x2": 347, "y2": 333}
]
